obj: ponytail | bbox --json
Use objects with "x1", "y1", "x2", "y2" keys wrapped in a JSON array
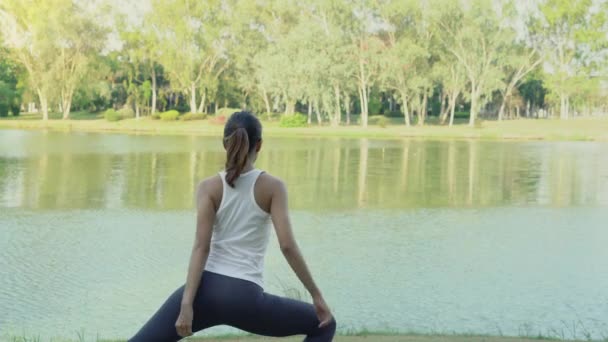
[{"x1": 224, "y1": 127, "x2": 250, "y2": 187}]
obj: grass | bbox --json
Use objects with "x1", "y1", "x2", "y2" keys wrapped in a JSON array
[
  {"x1": 4, "y1": 333, "x2": 603, "y2": 342},
  {"x1": 1, "y1": 112, "x2": 608, "y2": 141}
]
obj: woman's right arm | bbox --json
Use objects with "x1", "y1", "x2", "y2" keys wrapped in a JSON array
[{"x1": 269, "y1": 179, "x2": 333, "y2": 327}]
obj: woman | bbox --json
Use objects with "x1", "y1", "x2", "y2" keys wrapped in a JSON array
[{"x1": 130, "y1": 111, "x2": 336, "y2": 341}]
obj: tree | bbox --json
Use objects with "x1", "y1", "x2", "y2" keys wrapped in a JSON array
[
  {"x1": 147, "y1": 0, "x2": 230, "y2": 114},
  {"x1": 1, "y1": 0, "x2": 60, "y2": 120},
  {"x1": 497, "y1": 44, "x2": 542, "y2": 121},
  {"x1": 529, "y1": 0, "x2": 608, "y2": 119},
  {"x1": 434, "y1": 56, "x2": 466, "y2": 126},
  {"x1": 0, "y1": 0, "x2": 105, "y2": 120},
  {"x1": 0, "y1": 46, "x2": 22, "y2": 116},
  {"x1": 379, "y1": 0, "x2": 428, "y2": 127},
  {"x1": 434, "y1": 0, "x2": 512, "y2": 126}
]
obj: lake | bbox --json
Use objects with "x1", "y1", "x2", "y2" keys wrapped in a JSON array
[{"x1": 1, "y1": 129, "x2": 607, "y2": 341}]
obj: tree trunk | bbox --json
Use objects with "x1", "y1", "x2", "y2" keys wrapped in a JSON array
[
  {"x1": 190, "y1": 83, "x2": 197, "y2": 113},
  {"x1": 449, "y1": 90, "x2": 457, "y2": 127},
  {"x1": 469, "y1": 84, "x2": 478, "y2": 126},
  {"x1": 439, "y1": 90, "x2": 449, "y2": 124},
  {"x1": 345, "y1": 96, "x2": 351, "y2": 125},
  {"x1": 358, "y1": 56, "x2": 369, "y2": 128},
  {"x1": 314, "y1": 100, "x2": 322, "y2": 125},
  {"x1": 307, "y1": 102, "x2": 312, "y2": 124},
  {"x1": 197, "y1": 92, "x2": 206, "y2": 113},
  {"x1": 262, "y1": 88, "x2": 271, "y2": 115},
  {"x1": 151, "y1": 66, "x2": 157, "y2": 115},
  {"x1": 61, "y1": 92, "x2": 72, "y2": 120},
  {"x1": 399, "y1": 90, "x2": 410, "y2": 127},
  {"x1": 333, "y1": 84, "x2": 341, "y2": 127},
  {"x1": 560, "y1": 94, "x2": 568, "y2": 119},
  {"x1": 359, "y1": 84, "x2": 369, "y2": 127},
  {"x1": 498, "y1": 99, "x2": 507, "y2": 121},
  {"x1": 135, "y1": 103, "x2": 140, "y2": 119},
  {"x1": 37, "y1": 89, "x2": 49, "y2": 121},
  {"x1": 418, "y1": 91, "x2": 428, "y2": 126}
]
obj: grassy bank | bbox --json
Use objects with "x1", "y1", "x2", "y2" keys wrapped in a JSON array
[
  {"x1": 5, "y1": 334, "x2": 598, "y2": 342},
  {"x1": 1, "y1": 113, "x2": 608, "y2": 141}
]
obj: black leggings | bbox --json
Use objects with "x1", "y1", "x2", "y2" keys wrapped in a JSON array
[{"x1": 129, "y1": 271, "x2": 336, "y2": 341}]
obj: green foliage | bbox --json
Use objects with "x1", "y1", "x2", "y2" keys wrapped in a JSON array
[
  {"x1": 1, "y1": 0, "x2": 605, "y2": 125},
  {"x1": 118, "y1": 106, "x2": 135, "y2": 119},
  {"x1": 150, "y1": 113, "x2": 161, "y2": 120},
  {"x1": 10, "y1": 103, "x2": 21, "y2": 116},
  {"x1": 368, "y1": 96, "x2": 383, "y2": 116},
  {"x1": 377, "y1": 116, "x2": 389, "y2": 128},
  {"x1": 279, "y1": 114, "x2": 308, "y2": 128},
  {"x1": 104, "y1": 109, "x2": 122, "y2": 122},
  {"x1": 160, "y1": 110, "x2": 179, "y2": 121},
  {"x1": 0, "y1": 103, "x2": 9, "y2": 117},
  {"x1": 215, "y1": 108, "x2": 240, "y2": 117},
  {"x1": 180, "y1": 112, "x2": 207, "y2": 121},
  {"x1": 454, "y1": 111, "x2": 470, "y2": 119},
  {"x1": 368, "y1": 115, "x2": 390, "y2": 128}
]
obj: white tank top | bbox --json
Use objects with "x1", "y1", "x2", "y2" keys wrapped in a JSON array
[{"x1": 204, "y1": 169, "x2": 272, "y2": 288}]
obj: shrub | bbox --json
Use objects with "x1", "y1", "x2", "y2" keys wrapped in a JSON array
[
  {"x1": 180, "y1": 112, "x2": 207, "y2": 121},
  {"x1": 160, "y1": 110, "x2": 180, "y2": 121},
  {"x1": 279, "y1": 114, "x2": 308, "y2": 128},
  {"x1": 118, "y1": 106, "x2": 135, "y2": 119},
  {"x1": 150, "y1": 113, "x2": 161, "y2": 120},
  {"x1": 104, "y1": 109, "x2": 121, "y2": 122},
  {"x1": 261, "y1": 112, "x2": 279, "y2": 121},
  {"x1": 215, "y1": 107, "x2": 240, "y2": 118},
  {"x1": 0, "y1": 103, "x2": 9, "y2": 117},
  {"x1": 209, "y1": 115, "x2": 227, "y2": 125},
  {"x1": 10, "y1": 103, "x2": 20, "y2": 116},
  {"x1": 376, "y1": 116, "x2": 389, "y2": 128},
  {"x1": 385, "y1": 110, "x2": 402, "y2": 118}
]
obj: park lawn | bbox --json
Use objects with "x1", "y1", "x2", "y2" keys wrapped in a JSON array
[{"x1": 1, "y1": 112, "x2": 608, "y2": 141}]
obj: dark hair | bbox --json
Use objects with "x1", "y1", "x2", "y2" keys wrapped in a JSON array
[{"x1": 223, "y1": 111, "x2": 262, "y2": 187}]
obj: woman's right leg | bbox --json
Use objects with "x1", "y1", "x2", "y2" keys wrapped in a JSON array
[{"x1": 128, "y1": 275, "x2": 222, "y2": 342}]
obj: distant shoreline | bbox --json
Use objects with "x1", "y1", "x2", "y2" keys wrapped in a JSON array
[{"x1": 1, "y1": 115, "x2": 608, "y2": 141}]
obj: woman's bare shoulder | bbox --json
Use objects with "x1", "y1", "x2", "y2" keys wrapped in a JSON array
[
  {"x1": 258, "y1": 172, "x2": 286, "y2": 191},
  {"x1": 195, "y1": 175, "x2": 223, "y2": 207}
]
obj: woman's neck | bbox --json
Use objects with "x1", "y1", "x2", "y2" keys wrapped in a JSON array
[{"x1": 241, "y1": 163, "x2": 255, "y2": 173}]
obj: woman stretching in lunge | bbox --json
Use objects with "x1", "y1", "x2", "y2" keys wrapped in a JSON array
[{"x1": 129, "y1": 111, "x2": 336, "y2": 341}]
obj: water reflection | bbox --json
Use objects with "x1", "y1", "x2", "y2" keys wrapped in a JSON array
[{"x1": 0, "y1": 131, "x2": 607, "y2": 210}]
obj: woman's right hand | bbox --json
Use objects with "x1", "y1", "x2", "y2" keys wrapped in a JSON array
[
  {"x1": 175, "y1": 304, "x2": 194, "y2": 337},
  {"x1": 313, "y1": 295, "x2": 333, "y2": 328}
]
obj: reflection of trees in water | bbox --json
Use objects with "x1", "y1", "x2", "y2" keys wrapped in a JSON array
[{"x1": 1, "y1": 139, "x2": 606, "y2": 210}]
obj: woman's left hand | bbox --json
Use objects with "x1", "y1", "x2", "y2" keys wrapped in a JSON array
[{"x1": 175, "y1": 304, "x2": 194, "y2": 337}]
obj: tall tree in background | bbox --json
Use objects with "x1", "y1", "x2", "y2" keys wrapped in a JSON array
[
  {"x1": 530, "y1": 0, "x2": 608, "y2": 119},
  {"x1": 379, "y1": 0, "x2": 427, "y2": 127},
  {"x1": 0, "y1": 0, "x2": 105, "y2": 120},
  {"x1": 147, "y1": 0, "x2": 230, "y2": 114},
  {"x1": 434, "y1": 0, "x2": 512, "y2": 126},
  {"x1": 434, "y1": 55, "x2": 466, "y2": 126},
  {"x1": 347, "y1": 0, "x2": 385, "y2": 128},
  {"x1": 1, "y1": 0, "x2": 61, "y2": 120}
]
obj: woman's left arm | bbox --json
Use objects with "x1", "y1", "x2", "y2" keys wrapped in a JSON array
[{"x1": 175, "y1": 180, "x2": 216, "y2": 337}]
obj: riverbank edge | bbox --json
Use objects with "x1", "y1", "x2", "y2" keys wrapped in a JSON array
[
  {"x1": 3, "y1": 332, "x2": 595, "y2": 342},
  {"x1": 1, "y1": 117, "x2": 608, "y2": 141}
]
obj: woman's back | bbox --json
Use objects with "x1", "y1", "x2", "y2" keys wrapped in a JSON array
[
  {"x1": 205, "y1": 169, "x2": 271, "y2": 288},
  {"x1": 129, "y1": 111, "x2": 334, "y2": 342}
]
